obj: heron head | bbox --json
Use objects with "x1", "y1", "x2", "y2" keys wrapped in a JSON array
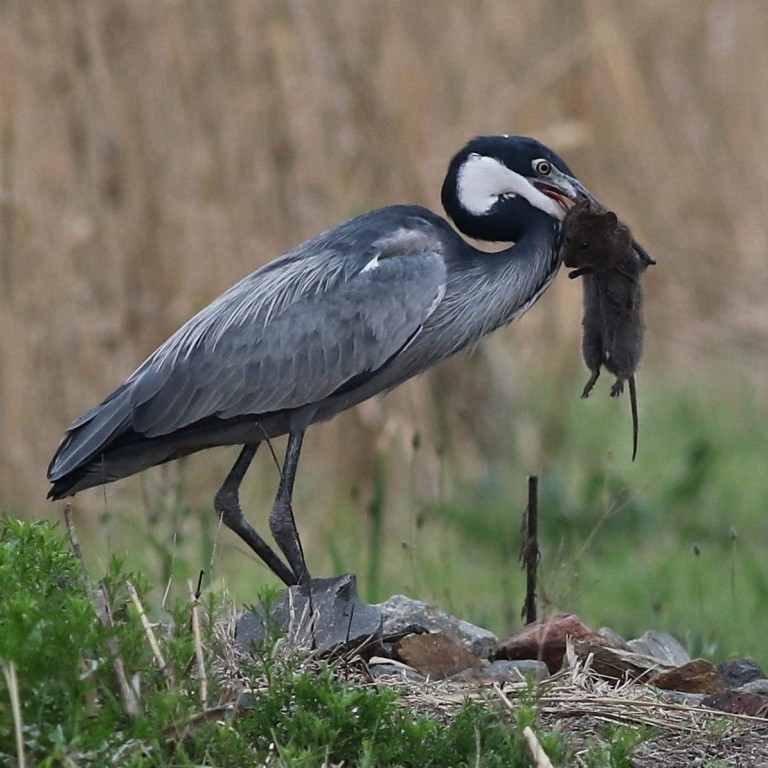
[{"x1": 441, "y1": 135, "x2": 597, "y2": 242}]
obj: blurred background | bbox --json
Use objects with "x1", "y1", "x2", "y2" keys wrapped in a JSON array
[{"x1": 2, "y1": 1, "x2": 767, "y2": 662}]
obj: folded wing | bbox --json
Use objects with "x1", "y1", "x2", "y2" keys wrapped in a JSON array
[{"x1": 48, "y1": 210, "x2": 448, "y2": 481}]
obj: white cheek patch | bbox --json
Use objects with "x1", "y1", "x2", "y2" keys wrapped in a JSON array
[{"x1": 456, "y1": 154, "x2": 563, "y2": 219}]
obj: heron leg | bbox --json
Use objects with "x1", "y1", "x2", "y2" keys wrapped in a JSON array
[
  {"x1": 214, "y1": 443, "x2": 298, "y2": 586},
  {"x1": 269, "y1": 432, "x2": 310, "y2": 585}
]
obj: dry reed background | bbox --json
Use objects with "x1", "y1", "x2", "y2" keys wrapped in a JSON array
[{"x1": 1, "y1": 2, "x2": 767, "y2": 552}]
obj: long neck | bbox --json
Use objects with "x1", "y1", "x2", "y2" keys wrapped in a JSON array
[{"x1": 429, "y1": 216, "x2": 562, "y2": 353}]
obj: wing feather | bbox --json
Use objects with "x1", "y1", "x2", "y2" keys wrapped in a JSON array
[{"x1": 129, "y1": 216, "x2": 447, "y2": 437}]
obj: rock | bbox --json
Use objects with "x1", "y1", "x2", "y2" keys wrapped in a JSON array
[
  {"x1": 738, "y1": 679, "x2": 768, "y2": 695},
  {"x1": 368, "y1": 659, "x2": 426, "y2": 681},
  {"x1": 377, "y1": 595, "x2": 497, "y2": 657},
  {"x1": 716, "y1": 657, "x2": 767, "y2": 689},
  {"x1": 485, "y1": 659, "x2": 549, "y2": 683},
  {"x1": 393, "y1": 632, "x2": 483, "y2": 680},
  {"x1": 627, "y1": 630, "x2": 691, "y2": 667},
  {"x1": 571, "y1": 641, "x2": 676, "y2": 681},
  {"x1": 491, "y1": 613, "x2": 628, "y2": 673},
  {"x1": 656, "y1": 690, "x2": 706, "y2": 706},
  {"x1": 235, "y1": 574, "x2": 383, "y2": 656},
  {"x1": 598, "y1": 626, "x2": 629, "y2": 648},
  {"x1": 649, "y1": 659, "x2": 727, "y2": 694},
  {"x1": 702, "y1": 690, "x2": 768, "y2": 717}
]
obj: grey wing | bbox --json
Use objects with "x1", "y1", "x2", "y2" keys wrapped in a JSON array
[{"x1": 128, "y1": 227, "x2": 447, "y2": 436}]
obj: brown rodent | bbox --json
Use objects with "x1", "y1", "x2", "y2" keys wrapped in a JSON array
[{"x1": 559, "y1": 200, "x2": 646, "y2": 460}]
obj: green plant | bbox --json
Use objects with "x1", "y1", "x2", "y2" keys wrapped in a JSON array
[
  {"x1": 582, "y1": 725, "x2": 654, "y2": 768},
  {"x1": 0, "y1": 518, "x2": 580, "y2": 767}
]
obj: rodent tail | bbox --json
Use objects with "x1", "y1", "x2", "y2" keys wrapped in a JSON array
[{"x1": 629, "y1": 376, "x2": 639, "y2": 461}]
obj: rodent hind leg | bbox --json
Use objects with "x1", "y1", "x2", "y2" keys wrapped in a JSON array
[{"x1": 581, "y1": 367, "x2": 600, "y2": 399}]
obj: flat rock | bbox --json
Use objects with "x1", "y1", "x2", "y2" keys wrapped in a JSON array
[
  {"x1": 703, "y1": 690, "x2": 768, "y2": 717},
  {"x1": 368, "y1": 661, "x2": 426, "y2": 681},
  {"x1": 377, "y1": 594, "x2": 497, "y2": 657},
  {"x1": 598, "y1": 626, "x2": 629, "y2": 648},
  {"x1": 656, "y1": 690, "x2": 706, "y2": 706},
  {"x1": 485, "y1": 659, "x2": 549, "y2": 683},
  {"x1": 235, "y1": 574, "x2": 382, "y2": 656},
  {"x1": 627, "y1": 630, "x2": 691, "y2": 667},
  {"x1": 393, "y1": 632, "x2": 483, "y2": 680},
  {"x1": 739, "y1": 679, "x2": 768, "y2": 696},
  {"x1": 649, "y1": 659, "x2": 727, "y2": 694},
  {"x1": 717, "y1": 657, "x2": 767, "y2": 689},
  {"x1": 571, "y1": 641, "x2": 676, "y2": 681},
  {"x1": 491, "y1": 613, "x2": 629, "y2": 673}
]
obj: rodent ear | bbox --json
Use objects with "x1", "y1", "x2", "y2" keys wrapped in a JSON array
[{"x1": 603, "y1": 212, "x2": 618, "y2": 231}]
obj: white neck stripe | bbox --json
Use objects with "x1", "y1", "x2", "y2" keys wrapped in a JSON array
[{"x1": 456, "y1": 154, "x2": 562, "y2": 219}]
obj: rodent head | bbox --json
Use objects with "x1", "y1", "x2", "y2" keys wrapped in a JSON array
[{"x1": 560, "y1": 201, "x2": 622, "y2": 269}]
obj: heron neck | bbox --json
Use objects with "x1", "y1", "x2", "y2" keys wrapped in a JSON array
[{"x1": 467, "y1": 217, "x2": 560, "y2": 322}]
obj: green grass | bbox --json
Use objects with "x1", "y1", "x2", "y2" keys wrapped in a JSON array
[
  {"x1": 7, "y1": 518, "x2": 661, "y2": 767},
  {"x1": 580, "y1": 725, "x2": 654, "y2": 768},
  {"x1": 426, "y1": 372, "x2": 768, "y2": 666}
]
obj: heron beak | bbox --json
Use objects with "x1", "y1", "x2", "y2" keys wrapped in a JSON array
[
  {"x1": 546, "y1": 170, "x2": 599, "y2": 205},
  {"x1": 532, "y1": 168, "x2": 593, "y2": 219},
  {"x1": 532, "y1": 182, "x2": 572, "y2": 216},
  {"x1": 542, "y1": 171, "x2": 658, "y2": 268}
]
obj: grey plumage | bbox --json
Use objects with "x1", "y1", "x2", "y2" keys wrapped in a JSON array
[
  {"x1": 48, "y1": 204, "x2": 558, "y2": 495},
  {"x1": 48, "y1": 135, "x2": 630, "y2": 585}
]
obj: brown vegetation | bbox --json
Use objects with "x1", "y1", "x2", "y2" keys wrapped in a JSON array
[{"x1": 1, "y1": 1, "x2": 767, "y2": 523}]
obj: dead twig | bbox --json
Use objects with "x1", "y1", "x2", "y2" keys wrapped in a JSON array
[
  {"x1": 520, "y1": 475, "x2": 539, "y2": 624},
  {"x1": 523, "y1": 725, "x2": 555, "y2": 768},
  {"x1": 189, "y1": 579, "x2": 208, "y2": 706},
  {"x1": 127, "y1": 580, "x2": 175, "y2": 691},
  {"x1": 94, "y1": 583, "x2": 141, "y2": 718},
  {"x1": 63, "y1": 504, "x2": 96, "y2": 603},
  {"x1": 2, "y1": 661, "x2": 25, "y2": 768},
  {"x1": 64, "y1": 506, "x2": 140, "y2": 717},
  {"x1": 161, "y1": 703, "x2": 241, "y2": 741}
]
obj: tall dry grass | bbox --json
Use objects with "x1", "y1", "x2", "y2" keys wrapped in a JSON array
[{"x1": 1, "y1": 1, "x2": 767, "y2": 526}]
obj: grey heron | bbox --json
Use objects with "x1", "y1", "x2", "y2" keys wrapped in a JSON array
[{"x1": 48, "y1": 135, "x2": 641, "y2": 586}]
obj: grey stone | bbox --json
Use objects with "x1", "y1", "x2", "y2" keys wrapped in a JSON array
[
  {"x1": 368, "y1": 663, "x2": 426, "y2": 681},
  {"x1": 627, "y1": 630, "x2": 691, "y2": 667},
  {"x1": 377, "y1": 594, "x2": 497, "y2": 657},
  {"x1": 737, "y1": 678, "x2": 768, "y2": 695},
  {"x1": 598, "y1": 626, "x2": 629, "y2": 647},
  {"x1": 235, "y1": 574, "x2": 383, "y2": 656},
  {"x1": 656, "y1": 689, "x2": 705, "y2": 706},
  {"x1": 486, "y1": 659, "x2": 549, "y2": 683},
  {"x1": 716, "y1": 657, "x2": 766, "y2": 689}
]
